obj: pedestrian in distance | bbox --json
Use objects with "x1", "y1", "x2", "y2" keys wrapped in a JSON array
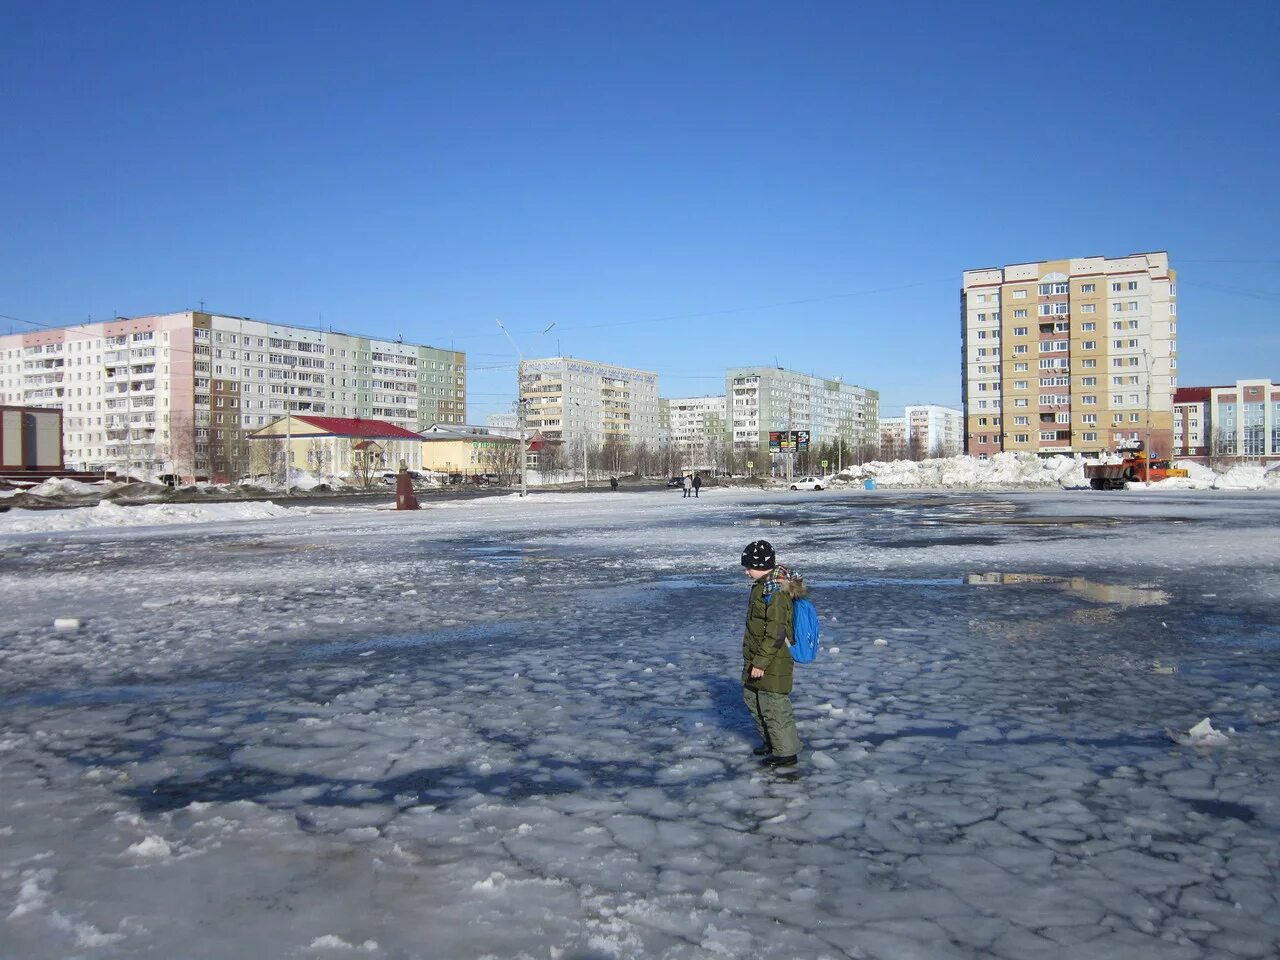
[
  {"x1": 692, "y1": 473, "x2": 702, "y2": 498},
  {"x1": 682, "y1": 474, "x2": 692, "y2": 498},
  {"x1": 610, "y1": 476, "x2": 619, "y2": 492},
  {"x1": 740, "y1": 540, "x2": 804, "y2": 768}
]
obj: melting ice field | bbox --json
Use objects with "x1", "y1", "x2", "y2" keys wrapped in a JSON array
[{"x1": 1, "y1": 489, "x2": 1279, "y2": 959}]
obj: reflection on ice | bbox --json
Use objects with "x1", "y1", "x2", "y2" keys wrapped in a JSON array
[{"x1": 966, "y1": 571, "x2": 1171, "y2": 607}]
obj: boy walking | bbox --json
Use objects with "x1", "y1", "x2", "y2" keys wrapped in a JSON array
[{"x1": 740, "y1": 540, "x2": 804, "y2": 767}]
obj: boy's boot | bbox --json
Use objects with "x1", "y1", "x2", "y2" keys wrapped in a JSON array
[{"x1": 762, "y1": 754, "x2": 798, "y2": 767}]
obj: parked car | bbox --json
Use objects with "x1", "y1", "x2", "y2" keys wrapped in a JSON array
[
  {"x1": 789, "y1": 476, "x2": 825, "y2": 491},
  {"x1": 383, "y1": 470, "x2": 427, "y2": 485},
  {"x1": 666, "y1": 476, "x2": 686, "y2": 488}
]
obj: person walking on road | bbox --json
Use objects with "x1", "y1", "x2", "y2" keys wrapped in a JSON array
[
  {"x1": 740, "y1": 540, "x2": 804, "y2": 768},
  {"x1": 692, "y1": 474, "x2": 702, "y2": 498},
  {"x1": 682, "y1": 475, "x2": 692, "y2": 498},
  {"x1": 610, "y1": 476, "x2": 619, "y2": 492}
]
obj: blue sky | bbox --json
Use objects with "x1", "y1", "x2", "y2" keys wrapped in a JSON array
[{"x1": 2, "y1": 1, "x2": 1278, "y2": 420}]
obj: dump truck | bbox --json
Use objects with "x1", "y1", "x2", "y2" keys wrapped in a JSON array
[{"x1": 1084, "y1": 441, "x2": 1189, "y2": 489}]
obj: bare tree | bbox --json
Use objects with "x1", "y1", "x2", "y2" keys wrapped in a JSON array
[
  {"x1": 481, "y1": 440, "x2": 521, "y2": 483},
  {"x1": 165, "y1": 412, "x2": 198, "y2": 482},
  {"x1": 306, "y1": 439, "x2": 332, "y2": 478},
  {"x1": 350, "y1": 441, "x2": 380, "y2": 489},
  {"x1": 907, "y1": 431, "x2": 927, "y2": 462}
]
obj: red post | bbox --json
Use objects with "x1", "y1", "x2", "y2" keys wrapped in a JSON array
[{"x1": 395, "y1": 466, "x2": 419, "y2": 510}]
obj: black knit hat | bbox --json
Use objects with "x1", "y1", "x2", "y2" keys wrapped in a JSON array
[{"x1": 741, "y1": 540, "x2": 776, "y2": 570}]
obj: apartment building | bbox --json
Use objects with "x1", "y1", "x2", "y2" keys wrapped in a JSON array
[
  {"x1": 0, "y1": 311, "x2": 465, "y2": 478},
  {"x1": 665, "y1": 395, "x2": 727, "y2": 455},
  {"x1": 519, "y1": 357, "x2": 660, "y2": 448},
  {"x1": 961, "y1": 253, "x2": 1177, "y2": 458},
  {"x1": 879, "y1": 417, "x2": 907, "y2": 459},
  {"x1": 1174, "y1": 379, "x2": 1280, "y2": 462},
  {"x1": 726, "y1": 366, "x2": 878, "y2": 463}
]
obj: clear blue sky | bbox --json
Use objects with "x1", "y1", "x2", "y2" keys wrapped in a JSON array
[{"x1": 2, "y1": 1, "x2": 1278, "y2": 419}]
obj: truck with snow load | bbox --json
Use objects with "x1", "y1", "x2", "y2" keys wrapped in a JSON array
[{"x1": 1084, "y1": 441, "x2": 1189, "y2": 490}]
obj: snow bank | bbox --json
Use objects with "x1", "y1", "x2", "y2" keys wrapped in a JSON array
[
  {"x1": 834, "y1": 452, "x2": 1094, "y2": 490},
  {"x1": 24, "y1": 477, "x2": 120, "y2": 498},
  {"x1": 832, "y1": 453, "x2": 1280, "y2": 491},
  {"x1": 0, "y1": 499, "x2": 291, "y2": 534}
]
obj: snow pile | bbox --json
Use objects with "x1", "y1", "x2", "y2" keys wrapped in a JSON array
[
  {"x1": 238, "y1": 470, "x2": 354, "y2": 492},
  {"x1": 23, "y1": 477, "x2": 118, "y2": 498},
  {"x1": 0, "y1": 499, "x2": 291, "y2": 534},
  {"x1": 831, "y1": 453, "x2": 1280, "y2": 491},
  {"x1": 1213, "y1": 463, "x2": 1277, "y2": 490},
  {"x1": 834, "y1": 452, "x2": 1095, "y2": 489}
]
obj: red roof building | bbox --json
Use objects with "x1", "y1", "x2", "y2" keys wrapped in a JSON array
[{"x1": 286, "y1": 415, "x2": 424, "y2": 440}]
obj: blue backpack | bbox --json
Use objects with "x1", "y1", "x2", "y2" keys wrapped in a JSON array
[{"x1": 789, "y1": 597, "x2": 820, "y2": 663}]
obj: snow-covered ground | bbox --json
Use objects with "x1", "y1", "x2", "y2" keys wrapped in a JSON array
[{"x1": 2, "y1": 488, "x2": 1279, "y2": 959}]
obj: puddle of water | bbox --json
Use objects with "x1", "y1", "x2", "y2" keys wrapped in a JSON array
[
  {"x1": 966, "y1": 572, "x2": 1170, "y2": 608},
  {"x1": 1182, "y1": 797, "x2": 1257, "y2": 823}
]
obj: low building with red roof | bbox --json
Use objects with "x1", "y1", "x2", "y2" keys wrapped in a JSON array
[{"x1": 247, "y1": 414, "x2": 424, "y2": 481}]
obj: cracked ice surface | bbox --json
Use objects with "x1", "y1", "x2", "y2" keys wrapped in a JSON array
[{"x1": 2, "y1": 488, "x2": 1279, "y2": 959}]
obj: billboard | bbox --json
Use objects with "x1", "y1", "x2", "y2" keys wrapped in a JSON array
[{"x1": 768, "y1": 430, "x2": 810, "y2": 451}]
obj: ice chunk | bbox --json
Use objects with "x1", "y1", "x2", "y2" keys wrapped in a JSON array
[
  {"x1": 1168, "y1": 718, "x2": 1231, "y2": 747},
  {"x1": 53, "y1": 617, "x2": 82, "y2": 631},
  {"x1": 873, "y1": 637, "x2": 888, "y2": 647}
]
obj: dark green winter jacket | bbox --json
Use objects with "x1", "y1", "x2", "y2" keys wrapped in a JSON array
[{"x1": 741, "y1": 566, "x2": 808, "y2": 694}]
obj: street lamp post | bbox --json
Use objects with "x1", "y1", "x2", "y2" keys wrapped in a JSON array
[{"x1": 497, "y1": 319, "x2": 556, "y2": 498}]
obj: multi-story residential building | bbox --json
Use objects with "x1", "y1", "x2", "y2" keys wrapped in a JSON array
[
  {"x1": 879, "y1": 417, "x2": 908, "y2": 460},
  {"x1": 881, "y1": 406, "x2": 962, "y2": 460},
  {"x1": 0, "y1": 311, "x2": 465, "y2": 479},
  {"x1": 519, "y1": 357, "x2": 660, "y2": 449},
  {"x1": 906, "y1": 405, "x2": 962, "y2": 457},
  {"x1": 1174, "y1": 379, "x2": 1280, "y2": 462},
  {"x1": 961, "y1": 253, "x2": 1177, "y2": 458},
  {"x1": 666, "y1": 394, "x2": 727, "y2": 459},
  {"x1": 726, "y1": 366, "x2": 878, "y2": 465}
]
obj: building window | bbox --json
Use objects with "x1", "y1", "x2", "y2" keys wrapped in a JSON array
[
  {"x1": 1014, "y1": 309, "x2": 1028, "y2": 319},
  {"x1": 1127, "y1": 281, "x2": 1139, "y2": 291},
  {"x1": 1013, "y1": 290, "x2": 1027, "y2": 299},
  {"x1": 1082, "y1": 432, "x2": 1098, "y2": 441},
  {"x1": 1082, "y1": 322, "x2": 1096, "y2": 331},
  {"x1": 1014, "y1": 326, "x2": 1028, "y2": 336},
  {"x1": 1081, "y1": 304, "x2": 1096, "y2": 314},
  {"x1": 1081, "y1": 283, "x2": 1096, "y2": 293}
]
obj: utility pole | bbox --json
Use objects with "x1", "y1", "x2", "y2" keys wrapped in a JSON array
[
  {"x1": 786, "y1": 397, "x2": 794, "y2": 484},
  {"x1": 1143, "y1": 348, "x2": 1152, "y2": 485},
  {"x1": 497, "y1": 319, "x2": 555, "y2": 498},
  {"x1": 518, "y1": 365, "x2": 528, "y2": 498},
  {"x1": 284, "y1": 411, "x2": 292, "y2": 493}
]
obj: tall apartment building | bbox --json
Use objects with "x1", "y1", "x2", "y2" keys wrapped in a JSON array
[
  {"x1": 519, "y1": 357, "x2": 660, "y2": 448},
  {"x1": 726, "y1": 366, "x2": 878, "y2": 462},
  {"x1": 961, "y1": 253, "x2": 1177, "y2": 459},
  {"x1": 666, "y1": 395, "x2": 727, "y2": 455},
  {"x1": 880, "y1": 406, "x2": 962, "y2": 460},
  {"x1": 0, "y1": 311, "x2": 465, "y2": 478},
  {"x1": 1174, "y1": 379, "x2": 1280, "y2": 461}
]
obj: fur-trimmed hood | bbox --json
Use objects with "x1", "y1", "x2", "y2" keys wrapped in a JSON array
[{"x1": 762, "y1": 563, "x2": 808, "y2": 601}]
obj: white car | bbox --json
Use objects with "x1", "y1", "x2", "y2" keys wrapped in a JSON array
[{"x1": 789, "y1": 476, "x2": 825, "y2": 491}]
